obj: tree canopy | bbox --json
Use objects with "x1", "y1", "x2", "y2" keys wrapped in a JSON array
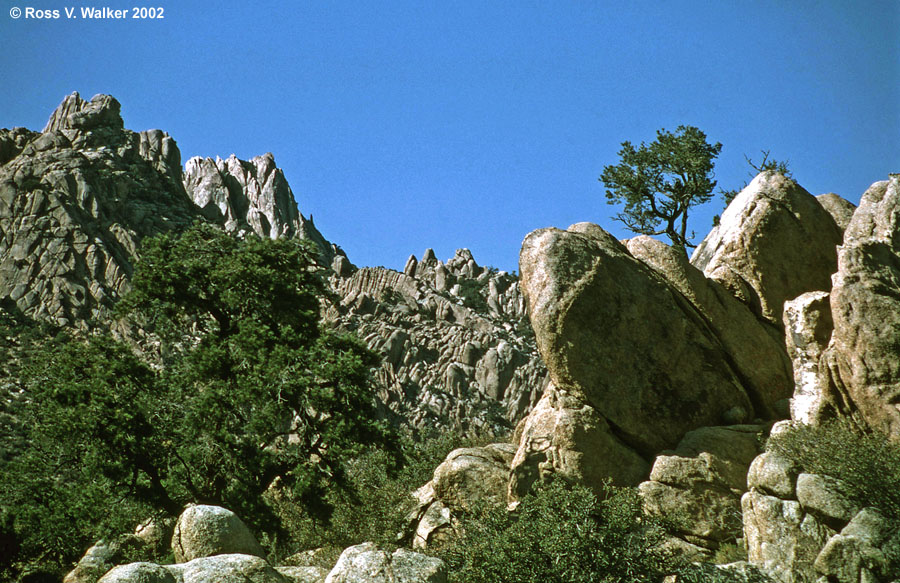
[
  {"x1": 600, "y1": 125, "x2": 722, "y2": 255},
  {"x1": 0, "y1": 223, "x2": 393, "y2": 576}
]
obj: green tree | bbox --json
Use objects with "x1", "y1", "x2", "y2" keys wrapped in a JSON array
[
  {"x1": 600, "y1": 125, "x2": 722, "y2": 255},
  {"x1": 0, "y1": 223, "x2": 394, "y2": 576}
]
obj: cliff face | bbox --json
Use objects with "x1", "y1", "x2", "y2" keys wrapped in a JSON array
[
  {"x1": 0, "y1": 92, "x2": 545, "y2": 433},
  {"x1": 0, "y1": 93, "x2": 196, "y2": 326},
  {"x1": 0, "y1": 92, "x2": 342, "y2": 327}
]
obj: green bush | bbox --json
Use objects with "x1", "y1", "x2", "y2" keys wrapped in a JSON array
[
  {"x1": 270, "y1": 430, "x2": 495, "y2": 566},
  {"x1": 768, "y1": 420, "x2": 900, "y2": 520},
  {"x1": 0, "y1": 224, "x2": 395, "y2": 578},
  {"x1": 438, "y1": 477, "x2": 770, "y2": 583},
  {"x1": 438, "y1": 479, "x2": 672, "y2": 583}
]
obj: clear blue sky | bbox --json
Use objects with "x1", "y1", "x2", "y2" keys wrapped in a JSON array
[{"x1": 2, "y1": 1, "x2": 898, "y2": 272}]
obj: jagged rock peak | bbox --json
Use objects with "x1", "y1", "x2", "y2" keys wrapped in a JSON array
[
  {"x1": 43, "y1": 92, "x2": 124, "y2": 134},
  {"x1": 184, "y1": 152, "x2": 300, "y2": 239},
  {"x1": 0, "y1": 93, "x2": 350, "y2": 326},
  {"x1": 183, "y1": 152, "x2": 343, "y2": 265}
]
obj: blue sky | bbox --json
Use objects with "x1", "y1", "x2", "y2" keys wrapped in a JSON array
[{"x1": 2, "y1": 1, "x2": 898, "y2": 272}]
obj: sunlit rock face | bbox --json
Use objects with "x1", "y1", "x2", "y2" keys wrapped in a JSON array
[{"x1": 691, "y1": 171, "x2": 843, "y2": 330}]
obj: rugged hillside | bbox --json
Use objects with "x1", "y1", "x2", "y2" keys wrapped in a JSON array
[
  {"x1": 0, "y1": 92, "x2": 545, "y2": 434},
  {"x1": 326, "y1": 248, "x2": 546, "y2": 434},
  {"x1": 0, "y1": 93, "x2": 339, "y2": 327}
]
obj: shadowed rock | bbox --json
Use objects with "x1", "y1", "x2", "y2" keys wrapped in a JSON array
[{"x1": 519, "y1": 224, "x2": 755, "y2": 455}]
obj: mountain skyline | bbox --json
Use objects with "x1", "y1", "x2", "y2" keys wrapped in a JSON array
[{"x1": 3, "y1": 1, "x2": 898, "y2": 272}]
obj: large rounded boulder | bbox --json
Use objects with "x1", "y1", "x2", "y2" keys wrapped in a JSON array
[
  {"x1": 171, "y1": 505, "x2": 265, "y2": 563},
  {"x1": 519, "y1": 224, "x2": 754, "y2": 454},
  {"x1": 691, "y1": 172, "x2": 843, "y2": 329}
]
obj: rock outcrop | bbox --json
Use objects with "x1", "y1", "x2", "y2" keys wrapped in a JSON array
[
  {"x1": 171, "y1": 505, "x2": 266, "y2": 564},
  {"x1": 324, "y1": 543, "x2": 446, "y2": 583},
  {"x1": 783, "y1": 291, "x2": 834, "y2": 425},
  {"x1": 0, "y1": 93, "x2": 197, "y2": 326},
  {"x1": 0, "y1": 92, "x2": 339, "y2": 328},
  {"x1": 183, "y1": 153, "x2": 341, "y2": 264},
  {"x1": 691, "y1": 172, "x2": 843, "y2": 329},
  {"x1": 638, "y1": 424, "x2": 767, "y2": 558},
  {"x1": 0, "y1": 92, "x2": 548, "y2": 442},
  {"x1": 818, "y1": 175, "x2": 900, "y2": 437},
  {"x1": 405, "y1": 443, "x2": 516, "y2": 548},
  {"x1": 97, "y1": 563, "x2": 176, "y2": 583},
  {"x1": 742, "y1": 423, "x2": 900, "y2": 583},
  {"x1": 326, "y1": 249, "x2": 546, "y2": 434},
  {"x1": 626, "y1": 235, "x2": 793, "y2": 419},
  {"x1": 816, "y1": 193, "x2": 857, "y2": 233},
  {"x1": 516, "y1": 222, "x2": 790, "y2": 469},
  {"x1": 167, "y1": 554, "x2": 288, "y2": 583},
  {"x1": 507, "y1": 381, "x2": 650, "y2": 503}
]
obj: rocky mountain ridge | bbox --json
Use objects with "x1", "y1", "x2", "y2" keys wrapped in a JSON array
[{"x1": 0, "y1": 92, "x2": 545, "y2": 434}]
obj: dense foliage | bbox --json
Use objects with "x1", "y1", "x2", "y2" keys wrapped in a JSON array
[
  {"x1": 768, "y1": 421, "x2": 900, "y2": 576},
  {"x1": 439, "y1": 479, "x2": 764, "y2": 583},
  {"x1": 440, "y1": 479, "x2": 670, "y2": 582},
  {"x1": 599, "y1": 125, "x2": 722, "y2": 255},
  {"x1": 768, "y1": 421, "x2": 900, "y2": 521},
  {"x1": 271, "y1": 430, "x2": 494, "y2": 567},
  {"x1": 0, "y1": 224, "x2": 394, "y2": 577}
]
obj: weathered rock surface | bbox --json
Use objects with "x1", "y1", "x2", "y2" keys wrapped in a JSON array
[
  {"x1": 97, "y1": 563, "x2": 176, "y2": 583},
  {"x1": 165, "y1": 554, "x2": 287, "y2": 583},
  {"x1": 63, "y1": 519, "x2": 174, "y2": 583},
  {"x1": 508, "y1": 381, "x2": 650, "y2": 504},
  {"x1": 626, "y1": 235, "x2": 793, "y2": 419},
  {"x1": 783, "y1": 292, "x2": 834, "y2": 425},
  {"x1": 65, "y1": 540, "x2": 123, "y2": 583},
  {"x1": 323, "y1": 543, "x2": 446, "y2": 583},
  {"x1": 0, "y1": 93, "x2": 197, "y2": 326},
  {"x1": 0, "y1": 127, "x2": 38, "y2": 165},
  {"x1": 431, "y1": 443, "x2": 516, "y2": 511},
  {"x1": 171, "y1": 505, "x2": 265, "y2": 563},
  {"x1": 638, "y1": 424, "x2": 765, "y2": 556},
  {"x1": 405, "y1": 442, "x2": 516, "y2": 548},
  {"x1": 0, "y1": 92, "x2": 338, "y2": 328},
  {"x1": 276, "y1": 566, "x2": 328, "y2": 583},
  {"x1": 816, "y1": 193, "x2": 857, "y2": 234},
  {"x1": 743, "y1": 489, "x2": 836, "y2": 583},
  {"x1": 326, "y1": 250, "x2": 546, "y2": 434},
  {"x1": 743, "y1": 421, "x2": 900, "y2": 583},
  {"x1": 747, "y1": 450, "x2": 799, "y2": 500},
  {"x1": 820, "y1": 175, "x2": 900, "y2": 437},
  {"x1": 795, "y1": 473, "x2": 859, "y2": 524},
  {"x1": 814, "y1": 508, "x2": 900, "y2": 583},
  {"x1": 183, "y1": 153, "x2": 341, "y2": 264},
  {"x1": 691, "y1": 172, "x2": 843, "y2": 329},
  {"x1": 518, "y1": 223, "x2": 777, "y2": 456}
]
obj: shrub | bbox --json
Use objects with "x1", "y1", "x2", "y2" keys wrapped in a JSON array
[
  {"x1": 768, "y1": 420, "x2": 900, "y2": 520},
  {"x1": 270, "y1": 429, "x2": 495, "y2": 566},
  {"x1": 438, "y1": 479, "x2": 673, "y2": 583},
  {"x1": 0, "y1": 224, "x2": 395, "y2": 577},
  {"x1": 438, "y1": 477, "x2": 772, "y2": 583}
]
